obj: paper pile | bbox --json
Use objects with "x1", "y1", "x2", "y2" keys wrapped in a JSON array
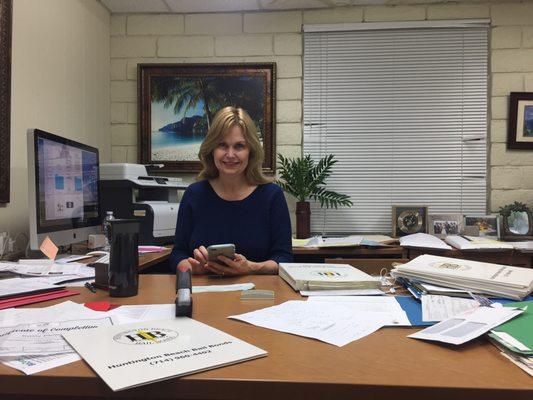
[
  {"x1": 279, "y1": 263, "x2": 380, "y2": 292},
  {"x1": 391, "y1": 254, "x2": 533, "y2": 300},
  {"x1": 489, "y1": 300, "x2": 533, "y2": 376},
  {"x1": 0, "y1": 301, "x2": 177, "y2": 375}
]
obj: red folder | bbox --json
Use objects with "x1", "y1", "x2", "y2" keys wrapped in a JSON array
[{"x1": 0, "y1": 289, "x2": 79, "y2": 309}]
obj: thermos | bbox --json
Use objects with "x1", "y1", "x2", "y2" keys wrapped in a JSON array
[{"x1": 108, "y1": 219, "x2": 139, "y2": 297}]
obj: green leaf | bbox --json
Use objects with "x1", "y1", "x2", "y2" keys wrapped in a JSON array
[{"x1": 276, "y1": 153, "x2": 353, "y2": 209}]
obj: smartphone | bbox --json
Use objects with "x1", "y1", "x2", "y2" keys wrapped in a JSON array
[{"x1": 207, "y1": 244, "x2": 235, "y2": 263}]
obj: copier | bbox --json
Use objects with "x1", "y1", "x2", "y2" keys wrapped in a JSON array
[{"x1": 99, "y1": 163, "x2": 188, "y2": 245}]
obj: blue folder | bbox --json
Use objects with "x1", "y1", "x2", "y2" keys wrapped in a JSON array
[
  {"x1": 395, "y1": 296, "x2": 435, "y2": 326},
  {"x1": 394, "y1": 295, "x2": 533, "y2": 327}
]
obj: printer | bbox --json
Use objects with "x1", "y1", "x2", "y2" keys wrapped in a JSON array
[{"x1": 99, "y1": 163, "x2": 188, "y2": 245}]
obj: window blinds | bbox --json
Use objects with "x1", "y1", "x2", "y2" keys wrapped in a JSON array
[{"x1": 303, "y1": 23, "x2": 488, "y2": 234}]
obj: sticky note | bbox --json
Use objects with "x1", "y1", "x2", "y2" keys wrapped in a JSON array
[{"x1": 39, "y1": 236, "x2": 58, "y2": 260}]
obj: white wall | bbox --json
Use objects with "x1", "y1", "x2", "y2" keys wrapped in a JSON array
[
  {"x1": 109, "y1": 2, "x2": 533, "y2": 218},
  {"x1": 0, "y1": 0, "x2": 110, "y2": 248}
]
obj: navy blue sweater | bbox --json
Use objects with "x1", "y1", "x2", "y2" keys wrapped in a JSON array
[{"x1": 169, "y1": 181, "x2": 293, "y2": 271}]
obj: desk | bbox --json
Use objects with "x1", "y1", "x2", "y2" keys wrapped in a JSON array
[
  {"x1": 0, "y1": 275, "x2": 531, "y2": 400},
  {"x1": 138, "y1": 247, "x2": 172, "y2": 271},
  {"x1": 293, "y1": 245, "x2": 405, "y2": 263}
]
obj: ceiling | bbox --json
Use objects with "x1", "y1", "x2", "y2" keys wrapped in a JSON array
[{"x1": 99, "y1": 0, "x2": 483, "y2": 14}]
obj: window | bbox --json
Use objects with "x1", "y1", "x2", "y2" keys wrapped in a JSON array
[{"x1": 303, "y1": 21, "x2": 489, "y2": 234}]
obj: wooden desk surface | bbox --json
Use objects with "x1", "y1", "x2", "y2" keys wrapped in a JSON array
[
  {"x1": 138, "y1": 247, "x2": 172, "y2": 271},
  {"x1": 1, "y1": 275, "x2": 530, "y2": 400}
]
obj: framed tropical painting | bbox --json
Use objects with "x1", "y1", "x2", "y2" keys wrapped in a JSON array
[
  {"x1": 508, "y1": 92, "x2": 533, "y2": 150},
  {"x1": 138, "y1": 63, "x2": 276, "y2": 172}
]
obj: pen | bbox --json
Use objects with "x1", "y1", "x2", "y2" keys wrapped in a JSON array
[{"x1": 84, "y1": 282, "x2": 97, "y2": 293}]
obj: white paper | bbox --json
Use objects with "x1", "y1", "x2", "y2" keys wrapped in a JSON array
[
  {"x1": 400, "y1": 233, "x2": 452, "y2": 250},
  {"x1": 107, "y1": 304, "x2": 176, "y2": 325},
  {"x1": 499, "y1": 352, "x2": 533, "y2": 376},
  {"x1": 307, "y1": 296, "x2": 411, "y2": 326},
  {"x1": 0, "y1": 318, "x2": 113, "y2": 357},
  {"x1": 0, "y1": 301, "x2": 106, "y2": 326},
  {"x1": 229, "y1": 300, "x2": 390, "y2": 347},
  {"x1": 491, "y1": 330, "x2": 531, "y2": 351},
  {"x1": 0, "y1": 278, "x2": 61, "y2": 298},
  {"x1": 419, "y1": 282, "x2": 469, "y2": 294},
  {"x1": 0, "y1": 262, "x2": 89, "y2": 276},
  {"x1": 192, "y1": 283, "x2": 255, "y2": 293},
  {"x1": 305, "y1": 235, "x2": 363, "y2": 248},
  {"x1": 300, "y1": 289, "x2": 386, "y2": 296},
  {"x1": 508, "y1": 241, "x2": 533, "y2": 253},
  {"x1": 421, "y1": 295, "x2": 479, "y2": 322},
  {"x1": 409, "y1": 306, "x2": 523, "y2": 345},
  {"x1": 63, "y1": 318, "x2": 267, "y2": 391},
  {"x1": 2, "y1": 353, "x2": 81, "y2": 375}
]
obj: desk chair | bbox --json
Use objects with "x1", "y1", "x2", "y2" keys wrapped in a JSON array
[{"x1": 324, "y1": 258, "x2": 409, "y2": 276}]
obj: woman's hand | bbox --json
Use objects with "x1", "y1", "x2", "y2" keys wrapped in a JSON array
[
  {"x1": 185, "y1": 245, "x2": 210, "y2": 274},
  {"x1": 205, "y1": 253, "x2": 253, "y2": 276}
]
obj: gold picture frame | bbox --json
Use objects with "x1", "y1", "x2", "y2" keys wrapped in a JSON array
[{"x1": 392, "y1": 205, "x2": 428, "y2": 237}]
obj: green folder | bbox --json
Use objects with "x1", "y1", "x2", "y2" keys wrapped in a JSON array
[{"x1": 488, "y1": 301, "x2": 533, "y2": 356}]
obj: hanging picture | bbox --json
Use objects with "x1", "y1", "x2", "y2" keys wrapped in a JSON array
[
  {"x1": 507, "y1": 92, "x2": 533, "y2": 150},
  {"x1": 138, "y1": 63, "x2": 276, "y2": 172}
]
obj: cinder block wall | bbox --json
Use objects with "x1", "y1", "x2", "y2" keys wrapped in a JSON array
[{"x1": 109, "y1": 1, "x2": 533, "y2": 216}]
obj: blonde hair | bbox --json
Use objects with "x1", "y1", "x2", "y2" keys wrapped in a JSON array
[{"x1": 198, "y1": 106, "x2": 272, "y2": 185}]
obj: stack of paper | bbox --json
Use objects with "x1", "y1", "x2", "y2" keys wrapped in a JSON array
[
  {"x1": 489, "y1": 300, "x2": 533, "y2": 376},
  {"x1": 279, "y1": 263, "x2": 380, "y2": 292},
  {"x1": 508, "y1": 241, "x2": 533, "y2": 253},
  {"x1": 305, "y1": 235, "x2": 363, "y2": 248},
  {"x1": 400, "y1": 233, "x2": 452, "y2": 250},
  {"x1": 0, "y1": 301, "x2": 178, "y2": 375},
  {"x1": 444, "y1": 235, "x2": 514, "y2": 250},
  {"x1": 391, "y1": 254, "x2": 533, "y2": 300}
]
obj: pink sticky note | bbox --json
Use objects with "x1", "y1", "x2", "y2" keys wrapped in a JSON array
[{"x1": 39, "y1": 236, "x2": 58, "y2": 260}]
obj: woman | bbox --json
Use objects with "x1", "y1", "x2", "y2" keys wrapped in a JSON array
[{"x1": 170, "y1": 106, "x2": 293, "y2": 275}]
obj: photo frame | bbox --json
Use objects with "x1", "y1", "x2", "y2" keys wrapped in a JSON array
[
  {"x1": 0, "y1": 0, "x2": 12, "y2": 203},
  {"x1": 392, "y1": 205, "x2": 428, "y2": 237},
  {"x1": 463, "y1": 215, "x2": 500, "y2": 238},
  {"x1": 428, "y1": 214, "x2": 463, "y2": 238},
  {"x1": 501, "y1": 211, "x2": 533, "y2": 240},
  {"x1": 507, "y1": 92, "x2": 533, "y2": 150},
  {"x1": 139, "y1": 63, "x2": 276, "y2": 173}
]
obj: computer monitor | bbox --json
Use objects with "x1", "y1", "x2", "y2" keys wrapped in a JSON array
[{"x1": 27, "y1": 129, "x2": 101, "y2": 250}]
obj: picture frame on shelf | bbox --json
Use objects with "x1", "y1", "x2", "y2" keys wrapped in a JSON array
[
  {"x1": 138, "y1": 63, "x2": 276, "y2": 172},
  {"x1": 463, "y1": 215, "x2": 500, "y2": 238},
  {"x1": 392, "y1": 205, "x2": 428, "y2": 237},
  {"x1": 428, "y1": 214, "x2": 463, "y2": 238},
  {"x1": 507, "y1": 92, "x2": 533, "y2": 150}
]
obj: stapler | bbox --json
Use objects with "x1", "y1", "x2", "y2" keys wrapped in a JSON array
[{"x1": 175, "y1": 264, "x2": 192, "y2": 317}]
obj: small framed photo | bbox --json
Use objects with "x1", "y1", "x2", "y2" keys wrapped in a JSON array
[
  {"x1": 392, "y1": 205, "x2": 428, "y2": 237},
  {"x1": 463, "y1": 215, "x2": 500, "y2": 238},
  {"x1": 507, "y1": 92, "x2": 533, "y2": 150},
  {"x1": 428, "y1": 214, "x2": 463, "y2": 237}
]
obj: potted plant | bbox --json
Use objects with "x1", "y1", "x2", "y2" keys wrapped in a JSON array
[{"x1": 276, "y1": 154, "x2": 353, "y2": 239}]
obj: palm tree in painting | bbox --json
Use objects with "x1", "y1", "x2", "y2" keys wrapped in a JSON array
[
  {"x1": 151, "y1": 75, "x2": 264, "y2": 137},
  {"x1": 151, "y1": 77, "x2": 218, "y2": 130}
]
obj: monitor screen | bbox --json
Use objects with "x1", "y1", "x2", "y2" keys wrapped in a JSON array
[{"x1": 28, "y1": 129, "x2": 101, "y2": 249}]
